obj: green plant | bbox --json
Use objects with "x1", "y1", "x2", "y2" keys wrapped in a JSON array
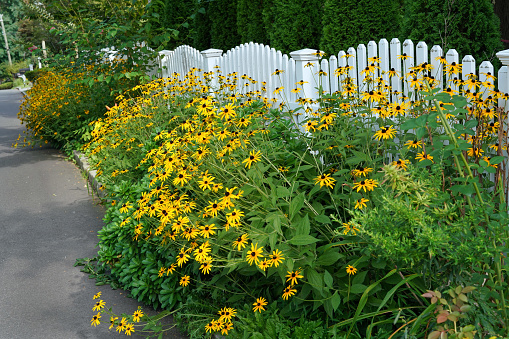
[{"x1": 0, "y1": 82, "x2": 13, "y2": 89}]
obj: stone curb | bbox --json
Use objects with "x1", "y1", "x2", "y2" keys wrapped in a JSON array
[{"x1": 73, "y1": 150, "x2": 107, "y2": 199}]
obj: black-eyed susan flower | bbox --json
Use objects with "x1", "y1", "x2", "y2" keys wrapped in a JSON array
[
  {"x1": 176, "y1": 248, "x2": 190, "y2": 267},
  {"x1": 286, "y1": 269, "x2": 303, "y2": 285},
  {"x1": 124, "y1": 322, "x2": 135, "y2": 335},
  {"x1": 132, "y1": 309, "x2": 143, "y2": 322},
  {"x1": 282, "y1": 285, "x2": 297, "y2": 300},
  {"x1": 93, "y1": 291, "x2": 102, "y2": 299},
  {"x1": 242, "y1": 150, "x2": 261, "y2": 169},
  {"x1": 415, "y1": 152, "x2": 434, "y2": 163},
  {"x1": 200, "y1": 260, "x2": 212, "y2": 274},
  {"x1": 199, "y1": 224, "x2": 216, "y2": 238},
  {"x1": 116, "y1": 317, "x2": 127, "y2": 333},
  {"x1": 109, "y1": 316, "x2": 118, "y2": 330},
  {"x1": 269, "y1": 249, "x2": 284, "y2": 267},
  {"x1": 218, "y1": 307, "x2": 237, "y2": 323},
  {"x1": 342, "y1": 222, "x2": 359, "y2": 235},
  {"x1": 90, "y1": 312, "x2": 101, "y2": 327},
  {"x1": 92, "y1": 299, "x2": 106, "y2": 311},
  {"x1": 405, "y1": 140, "x2": 422, "y2": 149},
  {"x1": 258, "y1": 259, "x2": 271, "y2": 271},
  {"x1": 353, "y1": 179, "x2": 378, "y2": 192},
  {"x1": 374, "y1": 125, "x2": 397, "y2": 140},
  {"x1": 392, "y1": 158, "x2": 410, "y2": 170},
  {"x1": 351, "y1": 167, "x2": 373, "y2": 177},
  {"x1": 246, "y1": 242, "x2": 263, "y2": 265},
  {"x1": 233, "y1": 234, "x2": 249, "y2": 251},
  {"x1": 253, "y1": 297, "x2": 268, "y2": 313},
  {"x1": 304, "y1": 120, "x2": 319, "y2": 132},
  {"x1": 354, "y1": 198, "x2": 369, "y2": 210},
  {"x1": 313, "y1": 173, "x2": 336, "y2": 188},
  {"x1": 346, "y1": 265, "x2": 357, "y2": 275},
  {"x1": 180, "y1": 275, "x2": 191, "y2": 287}
]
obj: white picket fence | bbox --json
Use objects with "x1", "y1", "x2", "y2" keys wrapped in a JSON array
[{"x1": 158, "y1": 39, "x2": 509, "y2": 111}]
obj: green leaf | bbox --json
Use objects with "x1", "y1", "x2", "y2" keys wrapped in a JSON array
[
  {"x1": 276, "y1": 186, "x2": 290, "y2": 198},
  {"x1": 324, "y1": 270, "x2": 333, "y2": 288},
  {"x1": 331, "y1": 291, "x2": 341, "y2": 310},
  {"x1": 295, "y1": 214, "x2": 310, "y2": 236},
  {"x1": 289, "y1": 192, "x2": 305, "y2": 219},
  {"x1": 450, "y1": 183, "x2": 476, "y2": 196},
  {"x1": 350, "y1": 284, "x2": 367, "y2": 294},
  {"x1": 306, "y1": 268, "x2": 323, "y2": 291},
  {"x1": 288, "y1": 235, "x2": 320, "y2": 245},
  {"x1": 315, "y1": 214, "x2": 331, "y2": 224},
  {"x1": 490, "y1": 156, "x2": 505, "y2": 164},
  {"x1": 316, "y1": 251, "x2": 341, "y2": 266}
]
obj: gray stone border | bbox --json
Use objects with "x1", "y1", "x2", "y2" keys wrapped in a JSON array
[{"x1": 73, "y1": 150, "x2": 107, "y2": 199}]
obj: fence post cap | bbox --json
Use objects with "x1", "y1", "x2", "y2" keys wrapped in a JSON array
[
  {"x1": 289, "y1": 48, "x2": 322, "y2": 61},
  {"x1": 201, "y1": 49, "x2": 223, "y2": 57},
  {"x1": 496, "y1": 49, "x2": 509, "y2": 66}
]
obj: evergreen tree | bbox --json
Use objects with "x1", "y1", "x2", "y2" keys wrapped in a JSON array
[
  {"x1": 0, "y1": 0, "x2": 23, "y2": 64},
  {"x1": 401, "y1": 0, "x2": 503, "y2": 65},
  {"x1": 158, "y1": 0, "x2": 196, "y2": 49},
  {"x1": 265, "y1": 0, "x2": 322, "y2": 54},
  {"x1": 320, "y1": 0, "x2": 401, "y2": 56},
  {"x1": 237, "y1": 0, "x2": 268, "y2": 45},
  {"x1": 208, "y1": 0, "x2": 240, "y2": 51},
  {"x1": 193, "y1": 0, "x2": 211, "y2": 51}
]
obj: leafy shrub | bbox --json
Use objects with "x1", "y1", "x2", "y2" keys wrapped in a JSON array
[{"x1": 0, "y1": 81, "x2": 13, "y2": 89}]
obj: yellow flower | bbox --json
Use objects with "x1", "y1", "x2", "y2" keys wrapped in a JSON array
[
  {"x1": 253, "y1": 297, "x2": 268, "y2": 313},
  {"x1": 92, "y1": 299, "x2": 106, "y2": 311},
  {"x1": 93, "y1": 291, "x2": 102, "y2": 299},
  {"x1": 242, "y1": 150, "x2": 262, "y2": 169},
  {"x1": 180, "y1": 275, "x2": 191, "y2": 287},
  {"x1": 132, "y1": 309, "x2": 143, "y2": 322},
  {"x1": 90, "y1": 312, "x2": 101, "y2": 327},
  {"x1": 218, "y1": 307, "x2": 237, "y2": 323},
  {"x1": 246, "y1": 242, "x2": 264, "y2": 265},
  {"x1": 282, "y1": 285, "x2": 297, "y2": 300},
  {"x1": 392, "y1": 158, "x2": 410, "y2": 170},
  {"x1": 346, "y1": 265, "x2": 357, "y2": 275},
  {"x1": 374, "y1": 125, "x2": 397, "y2": 140},
  {"x1": 405, "y1": 140, "x2": 422, "y2": 149},
  {"x1": 233, "y1": 234, "x2": 249, "y2": 251},
  {"x1": 354, "y1": 198, "x2": 369, "y2": 210},
  {"x1": 124, "y1": 323, "x2": 135, "y2": 336},
  {"x1": 313, "y1": 173, "x2": 336, "y2": 188},
  {"x1": 286, "y1": 269, "x2": 304, "y2": 285},
  {"x1": 415, "y1": 152, "x2": 434, "y2": 163},
  {"x1": 269, "y1": 249, "x2": 284, "y2": 267},
  {"x1": 352, "y1": 179, "x2": 378, "y2": 192}
]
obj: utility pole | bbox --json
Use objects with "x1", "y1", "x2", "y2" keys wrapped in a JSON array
[{"x1": 0, "y1": 14, "x2": 12, "y2": 66}]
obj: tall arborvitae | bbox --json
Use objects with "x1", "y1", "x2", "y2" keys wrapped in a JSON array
[
  {"x1": 208, "y1": 0, "x2": 241, "y2": 51},
  {"x1": 320, "y1": 0, "x2": 401, "y2": 56},
  {"x1": 401, "y1": 0, "x2": 503, "y2": 64},
  {"x1": 193, "y1": 0, "x2": 212, "y2": 51},
  {"x1": 158, "y1": 0, "x2": 196, "y2": 49},
  {"x1": 237, "y1": 0, "x2": 268, "y2": 45},
  {"x1": 265, "y1": 0, "x2": 322, "y2": 54}
]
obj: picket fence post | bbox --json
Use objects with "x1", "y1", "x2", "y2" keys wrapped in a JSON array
[
  {"x1": 289, "y1": 48, "x2": 321, "y2": 105},
  {"x1": 201, "y1": 48, "x2": 223, "y2": 90}
]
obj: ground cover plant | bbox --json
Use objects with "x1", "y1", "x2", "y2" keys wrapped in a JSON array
[{"x1": 60, "y1": 55, "x2": 509, "y2": 338}]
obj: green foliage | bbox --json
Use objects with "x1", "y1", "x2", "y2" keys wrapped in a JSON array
[
  {"x1": 236, "y1": 0, "x2": 268, "y2": 45},
  {"x1": 208, "y1": 0, "x2": 241, "y2": 51},
  {"x1": 401, "y1": 0, "x2": 503, "y2": 64},
  {"x1": 155, "y1": 0, "x2": 196, "y2": 49},
  {"x1": 265, "y1": 0, "x2": 322, "y2": 54},
  {"x1": 0, "y1": 81, "x2": 13, "y2": 89},
  {"x1": 320, "y1": 0, "x2": 401, "y2": 55},
  {"x1": 192, "y1": 0, "x2": 211, "y2": 50}
]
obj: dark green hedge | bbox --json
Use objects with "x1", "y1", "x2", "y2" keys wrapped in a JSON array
[
  {"x1": 0, "y1": 82, "x2": 13, "y2": 90},
  {"x1": 401, "y1": 0, "x2": 502, "y2": 65},
  {"x1": 208, "y1": 0, "x2": 241, "y2": 51},
  {"x1": 236, "y1": 0, "x2": 269, "y2": 45},
  {"x1": 320, "y1": 0, "x2": 402, "y2": 56},
  {"x1": 265, "y1": 0, "x2": 322, "y2": 54}
]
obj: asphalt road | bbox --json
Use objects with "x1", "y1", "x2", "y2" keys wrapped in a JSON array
[{"x1": 0, "y1": 89, "x2": 187, "y2": 339}]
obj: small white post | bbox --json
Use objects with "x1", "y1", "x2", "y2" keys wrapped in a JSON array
[
  {"x1": 496, "y1": 50, "x2": 509, "y2": 97},
  {"x1": 201, "y1": 48, "x2": 223, "y2": 91},
  {"x1": 42, "y1": 40, "x2": 47, "y2": 59},
  {"x1": 289, "y1": 48, "x2": 321, "y2": 103},
  {"x1": 38, "y1": 56, "x2": 42, "y2": 69}
]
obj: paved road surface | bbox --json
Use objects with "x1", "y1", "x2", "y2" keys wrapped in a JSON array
[{"x1": 0, "y1": 89, "x2": 187, "y2": 338}]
